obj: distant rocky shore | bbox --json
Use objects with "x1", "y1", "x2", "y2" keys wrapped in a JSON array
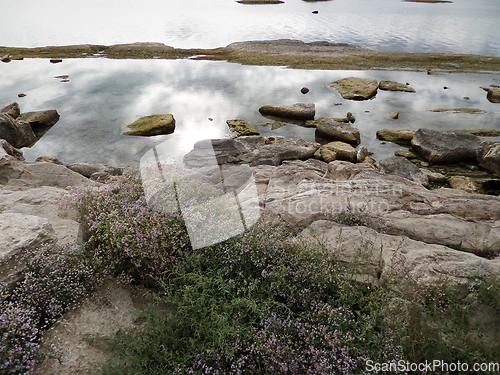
[{"x1": 2, "y1": 39, "x2": 500, "y2": 72}]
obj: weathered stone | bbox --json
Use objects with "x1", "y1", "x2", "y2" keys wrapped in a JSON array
[
  {"x1": 315, "y1": 118, "x2": 360, "y2": 145},
  {"x1": 347, "y1": 112, "x2": 355, "y2": 123},
  {"x1": 258, "y1": 103, "x2": 315, "y2": 120},
  {"x1": 184, "y1": 136, "x2": 320, "y2": 168},
  {"x1": 263, "y1": 160, "x2": 500, "y2": 252},
  {"x1": 378, "y1": 80, "x2": 416, "y2": 93},
  {"x1": 394, "y1": 149, "x2": 417, "y2": 159},
  {"x1": 320, "y1": 142, "x2": 356, "y2": 163},
  {"x1": 356, "y1": 145, "x2": 369, "y2": 163},
  {"x1": 122, "y1": 114, "x2": 175, "y2": 136},
  {"x1": 2, "y1": 162, "x2": 90, "y2": 190},
  {"x1": 411, "y1": 129, "x2": 482, "y2": 164},
  {"x1": 17, "y1": 110, "x2": 60, "y2": 129},
  {"x1": 304, "y1": 116, "x2": 349, "y2": 128},
  {"x1": 329, "y1": 77, "x2": 378, "y2": 100},
  {"x1": 0, "y1": 102, "x2": 21, "y2": 119},
  {"x1": 388, "y1": 111, "x2": 399, "y2": 119},
  {"x1": 34, "y1": 156, "x2": 63, "y2": 165},
  {"x1": 0, "y1": 139, "x2": 24, "y2": 161},
  {"x1": 376, "y1": 129, "x2": 415, "y2": 145},
  {"x1": 0, "y1": 113, "x2": 37, "y2": 148},
  {"x1": 65, "y1": 162, "x2": 123, "y2": 179},
  {"x1": 299, "y1": 220, "x2": 499, "y2": 286},
  {"x1": 481, "y1": 86, "x2": 500, "y2": 103},
  {"x1": 420, "y1": 169, "x2": 447, "y2": 183},
  {"x1": 1, "y1": 55, "x2": 11, "y2": 63},
  {"x1": 462, "y1": 129, "x2": 500, "y2": 137},
  {"x1": 449, "y1": 176, "x2": 479, "y2": 193},
  {"x1": 476, "y1": 141, "x2": 500, "y2": 176},
  {"x1": 376, "y1": 156, "x2": 428, "y2": 186},
  {"x1": 226, "y1": 119, "x2": 260, "y2": 136}
]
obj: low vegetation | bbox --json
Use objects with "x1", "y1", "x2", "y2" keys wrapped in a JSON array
[{"x1": 1, "y1": 170, "x2": 499, "y2": 374}]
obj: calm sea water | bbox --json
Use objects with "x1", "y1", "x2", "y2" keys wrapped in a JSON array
[
  {"x1": 1, "y1": 0, "x2": 499, "y2": 56},
  {"x1": 0, "y1": 0, "x2": 499, "y2": 166}
]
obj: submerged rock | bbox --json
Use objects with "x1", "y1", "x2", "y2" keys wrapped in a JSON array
[
  {"x1": 376, "y1": 129, "x2": 415, "y2": 145},
  {"x1": 258, "y1": 103, "x2": 315, "y2": 120},
  {"x1": 226, "y1": 119, "x2": 260, "y2": 136},
  {"x1": 411, "y1": 129, "x2": 482, "y2": 164},
  {"x1": 329, "y1": 77, "x2": 378, "y2": 100},
  {"x1": 122, "y1": 114, "x2": 175, "y2": 136},
  {"x1": 379, "y1": 80, "x2": 416, "y2": 93}
]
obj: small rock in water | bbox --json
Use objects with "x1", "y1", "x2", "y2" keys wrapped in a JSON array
[
  {"x1": 50, "y1": 59, "x2": 63, "y2": 64},
  {"x1": 389, "y1": 111, "x2": 399, "y2": 119},
  {"x1": 301, "y1": 87, "x2": 309, "y2": 94},
  {"x1": 463, "y1": 97, "x2": 470, "y2": 100},
  {"x1": 1, "y1": 55, "x2": 11, "y2": 63},
  {"x1": 18, "y1": 93, "x2": 26, "y2": 98},
  {"x1": 312, "y1": 10, "x2": 318, "y2": 14},
  {"x1": 443, "y1": 86, "x2": 448, "y2": 89}
]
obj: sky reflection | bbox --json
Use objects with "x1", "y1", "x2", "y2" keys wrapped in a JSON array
[{"x1": 0, "y1": 58, "x2": 499, "y2": 166}]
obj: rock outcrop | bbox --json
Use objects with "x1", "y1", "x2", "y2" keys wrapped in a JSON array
[
  {"x1": 376, "y1": 156, "x2": 428, "y2": 186},
  {"x1": 0, "y1": 113, "x2": 37, "y2": 149},
  {"x1": 329, "y1": 77, "x2": 378, "y2": 100},
  {"x1": 262, "y1": 159, "x2": 500, "y2": 253},
  {"x1": 299, "y1": 220, "x2": 498, "y2": 286},
  {"x1": 258, "y1": 103, "x2": 315, "y2": 120},
  {"x1": 184, "y1": 135, "x2": 320, "y2": 168}
]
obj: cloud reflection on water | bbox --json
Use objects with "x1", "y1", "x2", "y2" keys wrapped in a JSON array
[{"x1": 0, "y1": 58, "x2": 499, "y2": 166}]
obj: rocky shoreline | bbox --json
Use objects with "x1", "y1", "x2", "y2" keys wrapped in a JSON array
[{"x1": 2, "y1": 39, "x2": 500, "y2": 72}]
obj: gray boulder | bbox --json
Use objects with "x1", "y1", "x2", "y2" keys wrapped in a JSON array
[
  {"x1": 0, "y1": 113, "x2": 37, "y2": 148},
  {"x1": 315, "y1": 118, "x2": 360, "y2": 145},
  {"x1": 411, "y1": 128, "x2": 482, "y2": 164},
  {"x1": 329, "y1": 77, "x2": 378, "y2": 100},
  {"x1": 184, "y1": 136, "x2": 320, "y2": 168},
  {"x1": 476, "y1": 141, "x2": 500, "y2": 176},
  {"x1": 356, "y1": 145, "x2": 369, "y2": 163},
  {"x1": 258, "y1": 103, "x2": 315, "y2": 120},
  {"x1": 0, "y1": 102, "x2": 21, "y2": 119},
  {"x1": 376, "y1": 156, "x2": 428, "y2": 186},
  {"x1": 379, "y1": 80, "x2": 416, "y2": 93}
]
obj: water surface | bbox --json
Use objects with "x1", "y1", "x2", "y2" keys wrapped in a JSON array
[{"x1": 1, "y1": 58, "x2": 498, "y2": 166}]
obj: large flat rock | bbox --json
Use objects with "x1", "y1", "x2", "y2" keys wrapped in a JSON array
[
  {"x1": 263, "y1": 159, "x2": 500, "y2": 253},
  {"x1": 299, "y1": 220, "x2": 500, "y2": 286}
]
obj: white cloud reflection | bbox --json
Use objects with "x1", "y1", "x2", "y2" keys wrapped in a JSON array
[{"x1": 0, "y1": 58, "x2": 499, "y2": 166}]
